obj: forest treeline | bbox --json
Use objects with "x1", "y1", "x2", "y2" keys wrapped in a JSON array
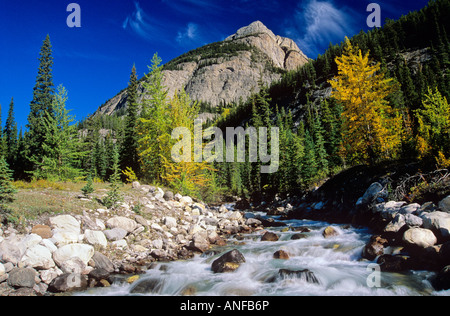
[{"x1": 0, "y1": 0, "x2": 449, "y2": 205}]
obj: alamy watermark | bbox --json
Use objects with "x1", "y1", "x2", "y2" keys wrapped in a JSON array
[
  {"x1": 367, "y1": 3, "x2": 381, "y2": 28},
  {"x1": 171, "y1": 119, "x2": 280, "y2": 174},
  {"x1": 366, "y1": 263, "x2": 381, "y2": 288},
  {"x1": 66, "y1": 3, "x2": 81, "y2": 28}
]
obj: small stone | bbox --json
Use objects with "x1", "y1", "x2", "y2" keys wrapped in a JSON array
[
  {"x1": 211, "y1": 249, "x2": 246, "y2": 273},
  {"x1": 273, "y1": 250, "x2": 290, "y2": 259},
  {"x1": 261, "y1": 232, "x2": 279, "y2": 241},
  {"x1": 31, "y1": 225, "x2": 53, "y2": 239},
  {"x1": 322, "y1": 226, "x2": 339, "y2": 238},
  {"x1": 127, "y1": 275, "x2": 140, "y2": 284}
]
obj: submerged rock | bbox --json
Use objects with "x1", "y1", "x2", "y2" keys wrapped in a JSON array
[
  {"x1": 273, "y1": 250, "x2": 290, "y2": 259},
  {"x1": 277, "y1": 269, "x2": 320, "y2": 284},
  {"x1": 362, "y1": 235, "x2": 388, "y2": 261},
  {"x1": 433, "y1": 265, "x2": 450, "y2": 291},
  {"x1": 322, "y1": 226, "x2": 339, "y2": 238},
  {"x1": 211, "y1": 249, "x2": 246, "y2": 273},
  {"x1": 261, "y1": 231, "x2": 279, "y2": 241}
]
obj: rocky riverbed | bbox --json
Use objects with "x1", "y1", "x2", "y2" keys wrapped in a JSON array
[
  {"x1": 0, "y1": 182, "x2": 263, "y2": 296},
  {"x1": 283, "y1": 182, "x2": 450, "y2": 291}
]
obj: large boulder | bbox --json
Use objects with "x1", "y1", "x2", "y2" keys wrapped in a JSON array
[
  {"x1": 7, "y1": 268, "x2": 37, "y2": 288},
  {"x1": 48, "y1": 273, "x2": 88, "y2": 293},
  {"x1": 49, "y1": 215, "x2": 81, "y2": 235},
  {"x1": 104, "y1": 228, "x2": 128, "y2": 241},
  {"x1": 106, "y1": 216, "x2": 139, "y2": 233},
  {"x1": 360, "y1": 182, "x2": 384, "y2": 205},
  {"x1": 84, "y1": 230, "x2": 107, "y2": 248},
  {"x1": 421, "y1": 211, "x2": 450, "y2": 242},
  {"x1": 0, "y1": 235, "x2": 27, "y2": 265},
  {"x1": 402, "y1": 227, "x2": 437, "y2": 248},
  {"x1": 384, "y1": 213, "x2": 406, "y2": 233},
  {"x1": 53, "y1": 244, "x2": 95, "y2": 267},
  {"x1": 211, "y1": 249, "x2": 246, "y2": 273},
  {"x1": 91, "y1": 252, "x2": 115, "y2": 273},
  {"x1": 20, "y1": 245, "x2": 55, "y2": 270},
  {"x1": 438, "y1": 196, "x2": 450, "y2": 213}
]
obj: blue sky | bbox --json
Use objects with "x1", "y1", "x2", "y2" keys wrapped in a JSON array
[{"x1": 0, "y1": 0, "x2": 429, "y2": 130}]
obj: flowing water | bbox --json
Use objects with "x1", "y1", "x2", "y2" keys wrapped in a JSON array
[{"x1": 80, "y1": 212, "x2": 449, "y2": 296}]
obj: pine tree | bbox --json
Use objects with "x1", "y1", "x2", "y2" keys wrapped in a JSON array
[
  {"x1": 4, "y1": 98, "x2": 18, "y2": 173},
  {"x1": 14, "y1": 128, "x2": 27, "y2": 180},
  {"x1": 415, "y1": 87, "x2": 450, "y2": 166},
  {"x1": 81, "y1": 173, "x2": 94, "y2": 197},
  {"x1": 329, "y1": 37, "x2": 403, "y2": 165},
  {"x1": 0, "y1": 156, "x2": 16, "y2": 220},
  {"x1": 30, "y1": 85, "x2": 85, "y2": 181},
  {"x1": 120, "y1": 64, "x2": 140, "y2": 178},
  {"x1": 0, "y1": 104, "x2": 4, "y2": 157},
  {"x1": 300, "y1": 130, "x2": 317, "y2": 186},
  {"x1": 26, "y1": 35, "x2": 55, "y2": 174},
  {"x1": 103, "y1": 145, "x2": 123, "y2": 209}
]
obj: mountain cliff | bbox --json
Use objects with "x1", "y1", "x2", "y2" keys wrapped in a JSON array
[{"x1": 95, "y1": 21, "x2": 309, "y2": 116}]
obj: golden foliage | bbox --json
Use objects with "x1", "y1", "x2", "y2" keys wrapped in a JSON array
[{"x1": 329, "y1": 37, "x2": 402, "y2": 164}]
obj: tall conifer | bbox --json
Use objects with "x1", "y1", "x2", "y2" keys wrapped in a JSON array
[
  {"x1": 26, "y1": 35, "x2": 55, "y2": 172},
  {"x1": 120, "y1": 64, "x2": 140, "y2": 177}
]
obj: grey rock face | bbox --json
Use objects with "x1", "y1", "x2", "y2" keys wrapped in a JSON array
[{"x1": 95, "y1": 21, "x2": 308, "y2": 116}]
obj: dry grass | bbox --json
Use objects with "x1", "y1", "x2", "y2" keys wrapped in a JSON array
[{"x1": 5, "y1": 180, "x2": 116, "y2": 227}]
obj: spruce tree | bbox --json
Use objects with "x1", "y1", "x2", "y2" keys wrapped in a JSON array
[
  {"x1": 30, "y1": 85, "x2": 85, "y2": 181},
  {"x1": 103, "y1": 145, "x2": 123, "y2": 209},
  {"x1": 4, "y1": 98, "x2": 18, "y2": 172},
  {"x1": 0, "y1": 104, "x2": 4, "y2": 156},
  {"x1": 301, "y1": 130, "x2": 317, "y2": 187},
  {"x1": 26, "y1": 35, "x2": 55, "y2": 173},
  {"x1": 0, "y1": 156, "x2": 16, "y2": 220},
  {"x1": 14, "y1": 128, "x2": 27, "y2": 180},
  {"x1": 120, "y1": 64, "x2": 140, "y2": 178}
]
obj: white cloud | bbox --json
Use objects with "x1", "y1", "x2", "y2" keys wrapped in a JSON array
[
  {"x1": 122, "y1": 2, "x2": 156, "y2": 40},
  {"x1": 286, "y1": 0, "x2": 357, "y2": 57},
  {"x1": 176, "y1": 23, "x2": 199, "y2": 44}
]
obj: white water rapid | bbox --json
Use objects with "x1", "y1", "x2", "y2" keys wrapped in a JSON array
[{"x1": 80, "y1": 212, "x2": 449, "y2": 296}]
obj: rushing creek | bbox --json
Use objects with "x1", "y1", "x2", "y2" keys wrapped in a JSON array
[{"x1": 79, "y1": 211, "x2": 449, "y2": 296}]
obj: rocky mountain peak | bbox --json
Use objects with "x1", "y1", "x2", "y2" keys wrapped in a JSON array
[
  {"x1": 94, "y1": 21, "x2": 309, "y2": 116},
  {"x1": 225, "y1": 20, "x2": 277, "y2": 41}
]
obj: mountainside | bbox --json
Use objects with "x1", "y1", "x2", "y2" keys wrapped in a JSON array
[{"x1": 95, "y1": 21, "x2": 309, "y2": 116}]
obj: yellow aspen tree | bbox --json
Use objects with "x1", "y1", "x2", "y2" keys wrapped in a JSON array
[{"x1": 329, "y1": 37, "x2": 403, "y2": 165}]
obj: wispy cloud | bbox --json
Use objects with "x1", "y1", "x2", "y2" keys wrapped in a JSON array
[
  {"x1": 285, "y1": 0, "x2": 358, "y2": 57},
  {"x1": 122, "y1": 2, "x2": 157, "y2": 40},
  {"x1": 161, "y1": 0, "x2": 222, "y2": 16},
  {"x1": 176, "y1": 23, "x2": 199, "y2": 44}
]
